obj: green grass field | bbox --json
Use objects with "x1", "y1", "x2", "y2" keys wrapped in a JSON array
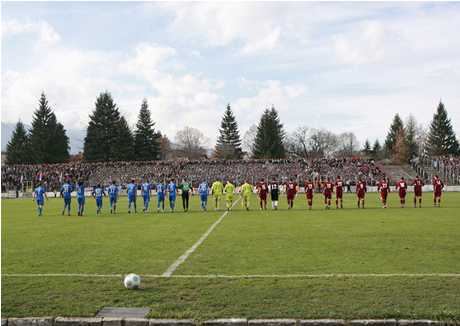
[{"x1": 2, "y1": 193, "x2": 460, "y2": 321}]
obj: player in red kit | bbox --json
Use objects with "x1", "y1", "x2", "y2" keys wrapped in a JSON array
[
  {"x1": 257, "y1": 178, "x2": 269, "y2": 210},
  {"x1": 410, "y1": 175, "x2": 425, "y2": 208},
  {"x1": 395, "y1": 177, "x2": 408, "y2": 208},
  {"x1": 304, "y1": 178, "x2": 315, "y2": 210},
  {"x1": 322, "y1": 177, "x2": 333, "y2": 209},
  {"x1": 433, "y1": 175, "x2": 444, "y2": 207},
  {"x1": 356, "y1": 178, "x2": 366, "y2": 209},
  {"x1": 377, "y1": 177, "x2": 390, "y2": 208},
  {"x1": 334, "y1": 175, "x2": 345, "y2": 209},
  {"x1": 286, "y1": 178, "x2": 297, "y2": 210}
]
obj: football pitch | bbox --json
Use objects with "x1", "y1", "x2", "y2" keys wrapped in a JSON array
[{"x1": 1, "y1": 193, "x2": 460, "y2": 321}]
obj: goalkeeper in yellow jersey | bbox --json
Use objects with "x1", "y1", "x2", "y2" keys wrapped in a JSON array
[
  {"x1": 224, "y1": 180, "x2": 236, "y2": 211},
  {"x1": 240, "y1": 180, "x2": 253, "y2": 211},
  {"x1": 211, "y1": 178, "x2": 224, "y2": 211}
]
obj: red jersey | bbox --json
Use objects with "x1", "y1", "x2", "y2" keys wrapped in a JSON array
[
  {"x1": 334, "y1": 180, "x2": 345, "y2": 194},
  {"x1": 305, "y1": 182, "x2": 314, "y2": 194},
  {"x1": 257, "y1": 182, "x2": 268, "y2": 195},
  {"x1": 377, "y1": 181, "x2": 390, "y2": 194},
  {"x1": 395, "y1": 181, "x2": 407, "y2": 192},
  {"x1": 323, "y1": 181, "x2": 333, "y2": 194},
  {"x1": 411, "y1": 178, "x2": 425, "y2": 192},
  {"x1": 286, "y1": 182, "x2": 297, "y2": 195},
  {"x1": 356, "y1": 181, "x2": 366, "y2": 194},
  {"x1": 433, "y1": 179, "x2": 444, "y2": 192}
]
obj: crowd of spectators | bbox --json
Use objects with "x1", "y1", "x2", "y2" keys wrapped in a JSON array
[
  {"x1": 430, "y1": 156, "x2": 460, "y2": 183},
  {"x1": 1, "y1": 157, "x2": 385, "y2": 192}
]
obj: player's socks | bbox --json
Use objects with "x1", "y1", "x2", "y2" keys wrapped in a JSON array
[
  {"x1": 134, "y1": 204, "x2": 137, "y2": 212},
  {"x1": 128, "y1": 203, "x2": 131, "y2": 212}
]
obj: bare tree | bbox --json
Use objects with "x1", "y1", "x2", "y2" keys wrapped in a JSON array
[
  {"x1": 242, "y1": 124, "x2": 257, "y2": 158},
  {"x1": 335, "y1": 132, "x2": 360, "y2": 157},
  {"x1": 285, "y1": 126, "x2": 310, "y2": 158},
  {"x1": 174, "y1": 126, "x2": 209, "y2": 159},
  {"x1": 308, "y1": 127, "x2": 338, "y2": 158}
]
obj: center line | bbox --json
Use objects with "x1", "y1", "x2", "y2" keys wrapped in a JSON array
[{"x1": 162, "y1": 198, "x2": 241, "y2": 277}]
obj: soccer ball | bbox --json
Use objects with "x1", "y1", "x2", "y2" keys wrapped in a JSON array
[{"x1": 124, "y1": 273, "x2": 141, "y2": 289}]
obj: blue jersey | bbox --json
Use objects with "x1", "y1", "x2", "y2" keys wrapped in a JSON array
[
  {"x1": 76, "y1": 184, "x2": 87, "y2": 197},
  {"x1": 35, "y1": 187, "x2": 46, "y2": 200},
  {"x1": 61, "y1": 183, "x2": 73, "y2": 198},
  {"x1": 141, "y1": 183, "x2": 151, "y2": 195},
  {"x1": 167, "y1": 182, "x2": 177, "y2": 196},
  {"x1": 199, "y1": 183, "x2": 209, "y2": 195},
  {"x1": 108, "y1": 184, "x2": 119, "y2": 197},
  {"x1": 156, "y1": 184, "x2": 165, "y2": 195},
  {"x1": 92, "y1": 188, "x2": 105, "y2": 200},
  {"x1": 127, "y1": 184, "x2": 137, "y2": 196}
]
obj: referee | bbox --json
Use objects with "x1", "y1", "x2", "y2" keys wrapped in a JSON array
[
  {"x1": 179, "y1": 178, "x2": 192, "y2": 212},
  {"x1": 270, "y1": 178, "x2": 280, "y2": 210}
]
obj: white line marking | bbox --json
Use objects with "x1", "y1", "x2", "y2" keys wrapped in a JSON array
[
  {"x1": 161, "y1": 198, "x2": 241, "y2": 277},
  {"x1": 2, "y1": 273, "x2": 459, "y2": 278}
]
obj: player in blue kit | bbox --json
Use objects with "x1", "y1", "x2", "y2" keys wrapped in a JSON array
[
  {"x1": 33, "y1": 182, "x2": 48, "y2": 216},
  {"x1": 155, "y1": 180, "x2": 166, "y2": 213},
  {"x1": 60, "y1": 181, "x2": 73, "y2": 216},
  {"x1": 167, "y1": 178, "x2": 178, "y2": 213},
  {"x1": 141, "y1": 181, "x2": 152, "y2": 213},
  {"x1": 126, "y1": 179, "x2": 137, "y2": 213},
  {"x1": 107, "y1": 180, "x2": 119, "y2": 214},
  {"x1": 76, "y1": 180, "x2": 87, "y2": 216},
  {"x1": 199, "y1": 180, "x2": 209, "y2": 211},
  {"x1": 92, "y1": 184, "x2": 106, "y2": 214}
]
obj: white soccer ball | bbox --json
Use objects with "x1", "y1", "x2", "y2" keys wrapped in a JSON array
[{"x1": 124, "y1": 273, "x2": 141, "y2": 290}]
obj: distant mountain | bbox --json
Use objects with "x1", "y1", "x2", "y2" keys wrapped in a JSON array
[{"x1": 1, "y1": 122, "x2": 85, "y2": 155}]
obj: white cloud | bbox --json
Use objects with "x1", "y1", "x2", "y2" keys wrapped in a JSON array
[
  {"x1": 2, "y1": 18, "x2": 61, "y2": 50},
  {"x1": 333, "y1": 20, "x2": 407, "y2": 65}
]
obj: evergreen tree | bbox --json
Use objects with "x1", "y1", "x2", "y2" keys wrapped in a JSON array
[
  {"x1": 215, "y1": 104, "x2": 243, "y2": 159},
  {"x1": 427, "y1": 100, "x2": 460, "y2": 156},
  {"x1": 384, "y1": 113, "x2": 404, "y2": 155},
  {"x1": 6, "y1": 120, "x2": 31, "y2": 165},
  {"x1": 372, "y1": 139, "x2": 382, "y2": 158},
  {"x1": 362, "y1": 139, "x2": 372, "y2": 156},
  {"x1": 28, "y1": 92, "x2": 70, "y2": 164},
  {"x1": 133, "y1": 98, "x2": 161, "y2": 161},
  {"x1": 84, "y1": 91, "x2": 121, "y2": 162},
  {"x1": 253, "y1": 106, "x2": 286, "y2": 159},
  {"x1": 404, "y1": 113, "x2": 419, "y2": 160},
  {"x1": 112, "y1": 116, "x2": 135, "y2": 161}
]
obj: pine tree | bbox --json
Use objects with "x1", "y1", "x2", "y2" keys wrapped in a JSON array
[
  {"x1": 372, "y1": 139, "x2": 382, "y2": 158},
  {"x1": 215, "y1": 104, "x2": 243, "y2": 159},
  {"x1": 84, "y1": 91, "x2": 121, "y2": 162},
  {"x1": 384, "y1": 113, "x2": 404, "y2": 156},
  {"x1": 362, "y1": 139, "x2": 372, "y2": 156},
  {"x1": 112, "y1": 116, "x2": 135, "y2": 161},
  {"x1": 427, "y1": 100, "x2": 460, "y2": 156},
  {"x1": 253, "y1": 106, "x2": 286, "y2": 159},
  {"x1": 28, "y1": 92, "x2": 70, "y2": 164},
  {"x1": 134, "y1": 98, "x2": 161, "y2": 161},
  {"x1": 404, "y1": 113, "x2": 419, "y2": 160},
  {"x1": 6, "y1": 120, "x2": 31, "y2": 165}
]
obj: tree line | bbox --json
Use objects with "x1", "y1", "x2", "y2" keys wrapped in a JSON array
[{"x1": 5, "y1": 91, "x2": 460, "y2": 165}]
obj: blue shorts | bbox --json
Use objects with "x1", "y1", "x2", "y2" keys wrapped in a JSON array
[
  {"x1": 110, "y1": 196, "x2": 117, "y2": 204},
  {"x1": 200, "y1": 193, "x2": 207, "y2": 202},
  {"x1": 143, "y1": 194, "x2": 150, "y2": 203},
  {"x1": 63, "y1": 196, "x2": 71, "y2": 205},
  {"x1": 36, "y1": 199, "x2": 44, "y2": 206},
  {"x1": 96, "y1": 198, "x2": 103, "y2": 207},
  {"x1": 128, "y1": 194, "x2": 136, "y2": 203},
  {"x1": 78, "y1": 196, "x2": 85, "y2": 205},
  {"x1": 157, "y1": 195, "x2": 165, "y2": 202},
  {"x1": 169, "y1": 195, "x2": 176, "y2": 202}
]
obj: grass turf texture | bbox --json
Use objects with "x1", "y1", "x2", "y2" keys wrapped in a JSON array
[{"x1": 2, "y1": 193, "x2": 460, "y2": 320}]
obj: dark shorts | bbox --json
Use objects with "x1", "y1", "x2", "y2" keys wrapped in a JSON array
[
  {"x1": 271, "y1": 193, "x2": 279, "y2": 201},
  {"x1": 357, "y1": 192, "x2": 365, "y2": 199},
  {"x1": 287, "y1": 193, "x2": 295, "y2": 200}
]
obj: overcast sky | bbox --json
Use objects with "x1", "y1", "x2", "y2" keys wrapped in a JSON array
[{"x1": 2, "y1": 1, "x2": 460, "y2": 153}]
